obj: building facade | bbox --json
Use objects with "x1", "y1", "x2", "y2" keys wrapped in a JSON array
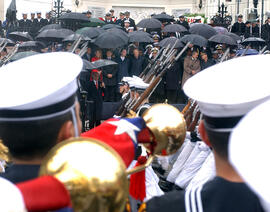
[{"x1": 1, "y1": 0, "x2": 270, "y2": 24}]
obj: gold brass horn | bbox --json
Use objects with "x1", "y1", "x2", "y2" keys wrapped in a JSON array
[
  {"x1": 126, "y1": 103, "x2": 187, "y2": 175},
  {"x1": 142, "y1": 103, "x2": 186, "y2": 156},
  {"x1": 39, "y1": 137, "x2": 128, "y2": 212}
]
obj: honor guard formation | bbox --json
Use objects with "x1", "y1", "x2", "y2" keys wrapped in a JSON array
[{"x1": 1, "y1": 1, "x2": 270, "y2": 212}]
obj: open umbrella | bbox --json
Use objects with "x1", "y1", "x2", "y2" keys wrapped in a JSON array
[
  {"x1": 152, "y1": 13, "x2": 174, "y2": 22},
  {"x1": 107, "y1": 28, "x2": 129, "y2": 40},
  {"x1": 241, "y1": 37, "x2": 266, "y2": 46},
  {"x1": 63, "y1": 34, "x2": 91, "y2": 42},
  {"x1": 10, "y1": 51, "x2": 39, "y2": 62},
  {"x1": 19, "y1": 41, "x2": 46, "y2": 50},
  {"x1": 83, "y1": 59, "x2": 96, "y2": 70},
  {"x1": 91, "y1": 59, "x2": 118, "y2": 69},
  {"x1": 128, "y1": 31, "x2": 153, "y2": 43},
  {"x1": 81, "y1": 18, "x2": 105, "y2": 27},
  {"x1": 9, "y1": 31, "x2": 33, "y2": 41},
  {"x1": 209, "y1": 34, "x2": 237, "y2": 46},
  {"x1": 158, "y1": 37, "x2": 184, "y2": 48},
  {"x1": 0, "y1": 38, "x2": 15, "y2": 46},
  {"x1": 76, "y1": 27, "x2": 104, "y2": 39},
  {"x1": 102, "y1": 24, "x2": 123, "y2": 30},
  {"x1": 94, "y1": 32, "x2": 128, "y2": 49},
  {"x1": 58, "y1": 12, "x2": 89, "y2": 22},
  {"x1": 39, "y1": 24, "x2": 62, "y2": 32},
  {"x1": 162, "y1": 24, "x2": 188, "y2": 33},
  {"x1": 180, "y1": 34, "x2": 208, "y2": 47},
  {"x1": 189, "y1": 23, "x2": 217, "y2": 39},
  {"x1": 137, "y1": 18, "x2": 162, "y2": 29},
  {"x1": 213, "y1": 26, "x2": 228, "y2": 34},
  {"x1": 36, "y1": 29, "x2": 74, "y2": 42},
  {"x1": 236, "y1": 48, "x2": 258, "y2": 56},
  {"x1": 225, "y1": 32, "x2": 241, "y2": 42}
]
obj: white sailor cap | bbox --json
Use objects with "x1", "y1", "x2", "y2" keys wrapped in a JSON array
[
  {"x1": 229, "y1": 98, "x2": 270, "y2": 211},
  {"x1": 183, "y1": 55, "x2": 270, "y2": 131},
  {"x1": 133, "y1": 77, "x2": 149, "y2": 91},
  {"x1": 22, "y1": 12, "x2": 27, "y2": 15},
  {"x1": 0, "y1": 52, "x2": 82, "y2": 132},
  {"x1": 128, "y1": 27, "x2": 134, "y2": 30}
]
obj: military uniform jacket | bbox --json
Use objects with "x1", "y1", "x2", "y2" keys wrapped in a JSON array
[
  {"x1": 18, "y1": 19, "x2": 31, "y2": 32},
  {"x1": 146, "y1": 177, "x2": 264, "y2": 212},
  {"x1": 231, "y1": 22, "x2": 246, "y2": 36}
]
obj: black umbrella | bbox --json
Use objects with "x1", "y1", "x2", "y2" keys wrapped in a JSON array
[
  {"x1": 63, "y1": 34, "x2": 91, "y2": 42},
  {"x1": 83, "y1": 59, "x2": 96, "y2": 70},
  {"x1": 19, "y1": 41, "x2": 46, "y2": 50},
  {"x1": 0, "y1": 38, "x2": 15, "y2": 46},
  {"x1": 152, "y1": 13, "x2": 174, "y2": 22},
  {"x1": 128, "y1": 31, "x2": 153, "y2": 43},
  {"x1": 241, "y1": 37, "x2": 266, "y2": 46},
  {"x1": 91, "y1": 59, "x2": 118, "y2": 69},
  {"x1": 225, "y1": 32, "x2": 241, "y2": 42},
  {"x1": 180, "y1": 34, "x2": 208, "y2": 47},
  {"x1": 189, "y1": 23, "x2": 217, "y2": 39},
  {"x1": 209, "y1": 34, "x2": 237, "y2": 46},
  {"x1": 107, "y1": 28, "x2": 129, "y2": 40},
  {"x1": 10, "y1": 51, "x2": 39, "y2": 62},
  {"x1": 9, "y1": 31, "x2": 33, "y2": 41},
  {"x1": 137, "y1": 18, "x2": 162, "y2": 29},
  {"x1": 94, "y1": 32, "x2": 128, "y2": 49},
  {"x1": 76, "y1": 27, "x2": 104, "y2": 39},
  {"x1": 39, "y1": 24, "x2": 62, "y2": 32},
  {"x1": 162, "y1": 24, "x2": 187, "y2": 33},
  {"x1": 59, "y1": 12, "x2": 89, "y2": 22},
  {"x1": 36, "y1": 29, "x2": 74, "y2": 42},
  {"x1": 102, "y1": 24, "x2": 123, "y2": 30},
  {"x1": 158, "y1": 37, "x2": 184, "y2": 48}
]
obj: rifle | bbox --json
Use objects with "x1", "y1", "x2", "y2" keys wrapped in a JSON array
[
  {"x1": 187, "y1": 109, "x2": 201, "y2": 132},
  {"x1": 259, "y1": 45, "x2": 267, "y2": 54},
  {"x1": 127, "y1": 42, "x2": 191, "y2": 115},
  {"x1": 0, "y1": 44, "x2": 19, "y2": 66},
  {"x1": 0, "y1": 40, "x2": 8, "y2": 54},
  {"x1": 220, "y1": 48, "x2": 230, "y2": 62},
  {"x1": 115, "y1": 92, "x2": 130, "y2": 116},
  {"x1": 184, "y1": 101, "x2": 197, "y2": 119},
  {"x1": 181, "y1": 99, "x2": 191, "y2": 114},
  {"x1": 69, "y1": 36, "x2": 82, "y2": 53},
  {"x1": 240, "y1": 45, "x2": 250, "y2": 57},
  {"x1": 139, "y1": 46, "x2": 165, "y2": 78},
  {"x1": 78, "y1": 41, "x2": 89, "y2": 57}
]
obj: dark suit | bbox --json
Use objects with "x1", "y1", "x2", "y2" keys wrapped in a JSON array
[
  {"x1": 29, "y1": 19, "x2": 38, "y2": 37},
  {"x1": 44, "y1": 18, "x2": 53, "y2": 25},
  {"x1": 262, "y1": 24, "x2": 270, "y2": 49},
  {"x1": 116, "y1": 19, "x2": 124, "y2": 26},
  {"x1": 115, "y1": 56, "x2": 130, "y2": 82},
  {"x1": 177, "y1": 20, "x2": 190, "y2": 30},
  {"x1": 86, "y1": 80, "x2": 103, "y2": 128},
  {"x1": 231, "y1": 22, "x2": 246, "y2": 36},
  {"x1": 0, "y1": 164, "x2": 40, "y2": 183},
  {"x1": 129, "y1": 56, "x2": 146, "y2": 76},
  {"x1": 18, "y1": 19, "x2": 31, "y2": 32},
  {"x1": 35, "y1": 18, "x2": 47, "y2": 31}
]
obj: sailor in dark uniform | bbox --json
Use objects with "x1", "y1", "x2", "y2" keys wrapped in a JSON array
[
  {"x1": 0, "y1": 53, "x2": 83, "y2": 183},
  {"x1": 141, "y1": 55, "x2": 269, "y2": 212},
  {"x1": 18, "y1": 13, "x2": 31, "y2": 32},
  {"x1": 231, "y1": 14, "x2": 246, "y2": 36}
]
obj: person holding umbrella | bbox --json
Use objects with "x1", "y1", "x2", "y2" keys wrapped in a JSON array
[
  {"x1": 200, "y1": 50, "x2": 215, "y2": 70},
  {"x1": 91, "y1": 49, "x2": 104, "y2": 83},
  {"x1": 116, "y1": 48, "x2": 130, "y2": 82}
]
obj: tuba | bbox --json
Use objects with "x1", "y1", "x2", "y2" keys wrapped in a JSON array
[{"x1": 40, "y1": 104, "x2": 186, "y2": 212}]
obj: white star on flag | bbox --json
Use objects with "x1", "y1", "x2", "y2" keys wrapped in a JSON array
[{"x1": 108, "y1": 119, "x2": 140, "y2": 143}]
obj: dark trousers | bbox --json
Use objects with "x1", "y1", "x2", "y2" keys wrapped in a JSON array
[
  {"x1": 166, "y1": 89, "x2": 178, "y2": 104},
  {"x1": 104, "y1": 85, "x2": 117, "y2": 102}
]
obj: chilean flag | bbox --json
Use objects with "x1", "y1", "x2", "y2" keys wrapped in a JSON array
[{"x1": 82, "y1": 117, "x2": 147, "y2": 167}]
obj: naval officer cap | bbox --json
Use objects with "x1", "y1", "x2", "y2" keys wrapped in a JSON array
[
  {"x1": 229, "y1": 98, "x2": 270, "y2": 211},
  {"x1": 183, "y1": 55, "x2": 270, "y2": 131},
  {"x1": 0, "y1": 52, "x2": 83, "y2": 133}
]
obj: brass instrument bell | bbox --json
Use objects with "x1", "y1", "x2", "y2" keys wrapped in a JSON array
[
  {"x1": 39, "y1": 137, "x2": 128, "y2": 212},
  {"x1": 142, "y1": 103, "x2": 186, "y2": 156}
]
